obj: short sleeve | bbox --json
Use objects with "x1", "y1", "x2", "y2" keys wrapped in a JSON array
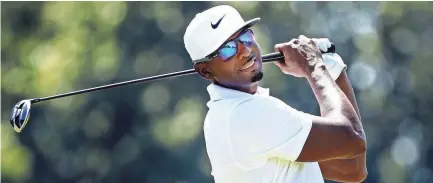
[{"x1": 227, "y1": 97, "x2": 313, "y2": 165}]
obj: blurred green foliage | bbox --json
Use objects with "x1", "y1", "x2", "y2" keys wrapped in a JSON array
[{"x1": 2, "y1": 1, "x2": 433, "y2": 183}]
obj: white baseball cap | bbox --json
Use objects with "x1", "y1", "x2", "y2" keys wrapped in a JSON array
[{"x1": 183, "y1": 5, "x2": 260, "y2": 63}]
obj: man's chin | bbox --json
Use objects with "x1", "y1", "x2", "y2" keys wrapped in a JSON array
[{"x1": 251, "y1": 71, "x2": 263, "y2": 83}]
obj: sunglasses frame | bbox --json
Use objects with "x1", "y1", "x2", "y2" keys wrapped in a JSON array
[{"x1": 194, "y1": 28, "x2": 255, "y2": 64}]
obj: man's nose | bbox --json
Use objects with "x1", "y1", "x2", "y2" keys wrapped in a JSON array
[{"x1": 237, "y1": 41, "x2": 252, "y2": 59}]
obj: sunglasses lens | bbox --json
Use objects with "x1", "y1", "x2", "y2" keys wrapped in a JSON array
[
  {"x1": 219, "y1": 41, "x2": 237, "y2": 60},
  {"x1": 239, "y1": 30, "x2": 254, "y2": 46}
]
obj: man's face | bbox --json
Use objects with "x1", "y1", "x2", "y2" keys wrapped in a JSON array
[{"x1": 196, "y1": 28, "x2": 263, "y2": 90}]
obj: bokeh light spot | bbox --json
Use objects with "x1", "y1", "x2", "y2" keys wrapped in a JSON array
[
  {"x1": 1, "y1": 123, "x2": 33, "y2": 182},
  {"x1": 140, "y1": 83, "x2": 171, "y2": 114},
  {"x1": 391, "y1": 136, "x2": 420, "y2": 167},
  {"x1": 348, "y1": 61, "x2": 377, "y2": 90}
]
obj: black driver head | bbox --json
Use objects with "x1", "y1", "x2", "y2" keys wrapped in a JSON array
[{"x1": 10, "y1": 100, "x2": 32, "y2": 133}]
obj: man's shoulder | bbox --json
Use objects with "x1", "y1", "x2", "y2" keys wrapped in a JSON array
[
  {"x1": 219, "y1": 95, "x2": 291, "y2": 125},
  {"x1": 206, "y1": 95, "x2": 294, "y2": 125},
  {"x1": 208, "y1": 95, "x2": 284, "y2": 110},
  {"x1": 234, "y1": 95, "x2": 288, "y2": 111}
]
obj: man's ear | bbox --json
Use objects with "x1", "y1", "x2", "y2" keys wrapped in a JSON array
[{"x1": 194, "y1": 62, "x2": 212, "y2": 80}]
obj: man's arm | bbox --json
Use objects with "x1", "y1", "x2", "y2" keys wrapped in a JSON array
[
  {"x1": 318, "y1": 71, "x2": 367, "y2": 183},
  {"x1": 296, "y1": 61, "x2": 366, "y2": 162},
  {"x1": 271, "y1": 36, "x2": 366, "y2": 163}
]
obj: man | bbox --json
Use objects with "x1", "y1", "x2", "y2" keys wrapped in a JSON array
[{"x1": 183, "y1": 5, "x2": 367, "y2": 183}]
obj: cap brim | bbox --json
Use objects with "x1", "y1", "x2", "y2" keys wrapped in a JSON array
[
  {"x1": 227, "y1": 17, "x2": 261, "y2": 42},
  {"x1": 242, "y1": 17, "x2": 261, "y2": 31}
]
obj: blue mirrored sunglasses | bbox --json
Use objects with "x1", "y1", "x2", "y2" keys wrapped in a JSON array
[{"x1": 195, "y1": 29, "x2": 255, "y2": 63}]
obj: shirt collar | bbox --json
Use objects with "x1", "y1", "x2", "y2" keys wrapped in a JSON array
[{"x1": 206, "y1": 83, "x2": 270, "y2": 102}]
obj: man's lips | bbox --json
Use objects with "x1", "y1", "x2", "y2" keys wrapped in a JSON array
[{"x1": 239, "y1": 56, "x2": 257, "y2": 71}]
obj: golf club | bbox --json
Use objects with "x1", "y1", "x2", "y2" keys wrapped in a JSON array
[{"x1": 9, "y1": 45, "x2": 335, "y2": 133}]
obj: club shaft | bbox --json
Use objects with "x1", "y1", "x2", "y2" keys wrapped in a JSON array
[
  {"x1": 30, "y1": 46, "x2": 334, "y2": 104},
  {"x1": 30, "y1": 69, "x2": 198, "y2": 103},
  {"x1": 30, "y1": 52, "x2": 282, "y2": 104}
]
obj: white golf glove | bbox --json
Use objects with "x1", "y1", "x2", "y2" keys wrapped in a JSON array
[{"x1": 312, "y1": 38, "x2": 347, "y2": 80}]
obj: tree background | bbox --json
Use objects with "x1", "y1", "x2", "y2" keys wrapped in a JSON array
[{"x1": 2, "y1": 1, "x2": 433, "y2": 183}]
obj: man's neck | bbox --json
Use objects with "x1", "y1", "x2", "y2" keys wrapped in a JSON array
[{"x1": 214, "y1": 81, "x2": 258, "y2": 94}]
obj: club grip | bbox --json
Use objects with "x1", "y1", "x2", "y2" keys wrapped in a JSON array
[{"x1": 261, "y1": 44, "x2": 336, "y2": 63}]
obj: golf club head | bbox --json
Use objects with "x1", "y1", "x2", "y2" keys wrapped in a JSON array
[{"x1": 10, "y1": 100, "x2": 32, "y2": 133}]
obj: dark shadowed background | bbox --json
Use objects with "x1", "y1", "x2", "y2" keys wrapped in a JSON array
[{"x1": 2, "y1": 1, "x2": 433, "y2": 183}]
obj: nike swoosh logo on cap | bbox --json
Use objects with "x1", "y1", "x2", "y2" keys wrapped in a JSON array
[{"x1": 211, "y1": 14, "x2": 225, "y2": 29}]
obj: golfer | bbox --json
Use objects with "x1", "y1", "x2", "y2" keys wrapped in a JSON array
[{"x1": 183, "y1": 5, "x2": 367, "y2": 183}]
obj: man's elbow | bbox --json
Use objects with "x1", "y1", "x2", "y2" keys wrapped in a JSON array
[
  {"x1": 324, "y1": 166, "x2": 367, "y2": 183},
  {"x1": 350, "y1": 136, "x2": 366, "y2": 158},
  {"x1": 348, "y1": 168, "x2": 368, "y2": 183},
  {"x1": 344, "y1": 126, "x2": 367, "y2": 158}
]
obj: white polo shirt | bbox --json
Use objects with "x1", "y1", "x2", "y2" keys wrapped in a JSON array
[{"x1": 203, "y1": 84, "x2": 324, "y2": 183}]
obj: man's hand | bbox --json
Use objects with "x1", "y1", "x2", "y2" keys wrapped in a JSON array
[
  {"x1": 273, "y1": 35, "x2": 324, "y2": 77},
  {"x1": 312, "y1": 38, "x2": 347, "y2": 81}
]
